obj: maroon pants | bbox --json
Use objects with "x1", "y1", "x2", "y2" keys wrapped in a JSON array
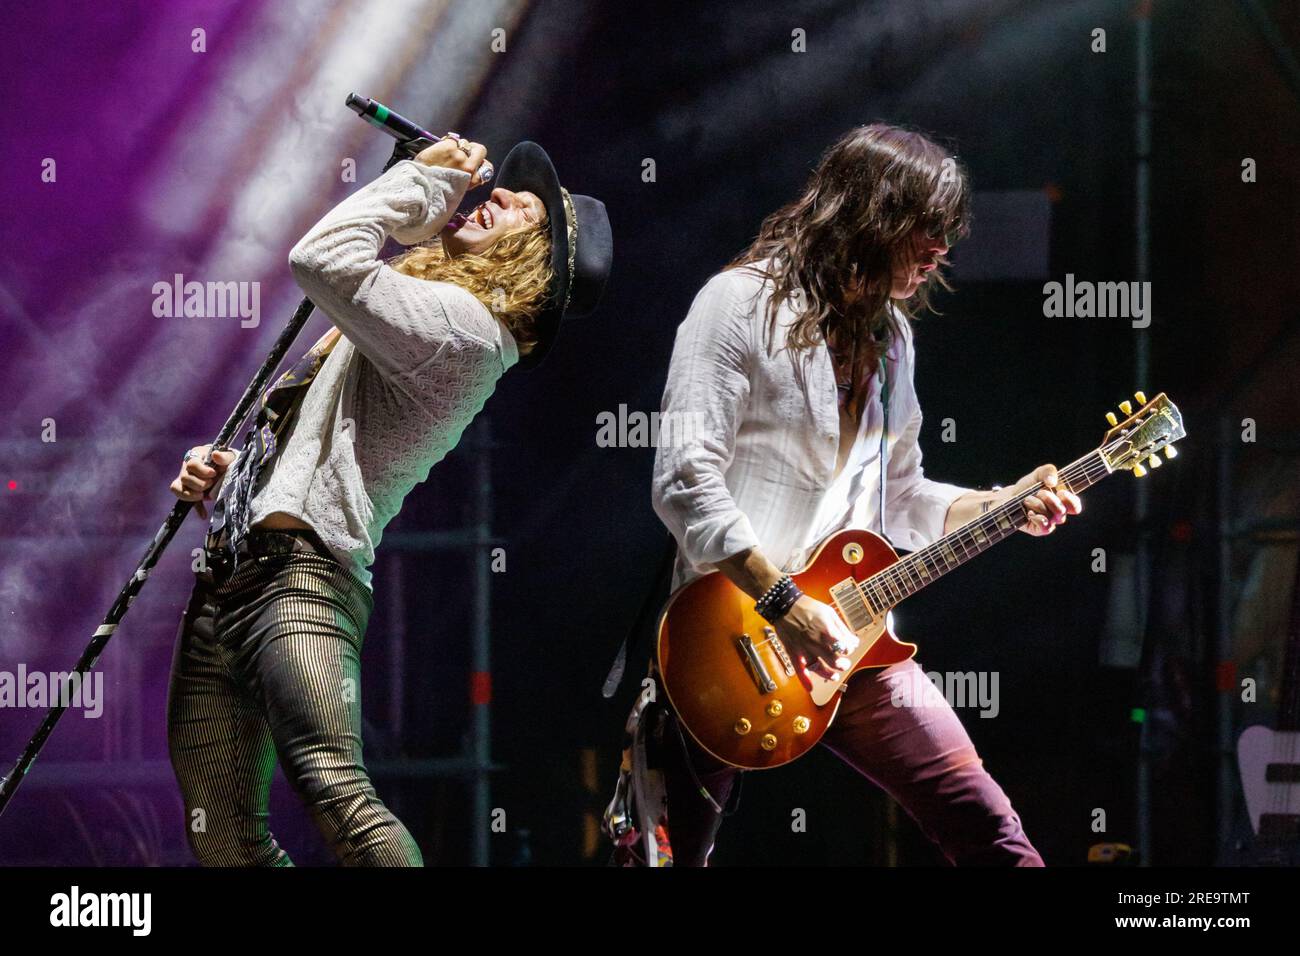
[{"x1": 662, "y1": 658, "x2": 1044, "y2": 866}]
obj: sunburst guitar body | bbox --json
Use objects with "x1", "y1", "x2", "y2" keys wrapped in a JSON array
[
  {"x1": 657, "y1": 390, "x2": 1187, "y2": 771},
  {"x1": 657, "y1": 529, "x2": 911, "y2": 770}
]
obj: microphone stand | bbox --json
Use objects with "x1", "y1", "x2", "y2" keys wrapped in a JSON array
[{"x1": 0, "y1": 101, "x2": 435, "y2": 818}]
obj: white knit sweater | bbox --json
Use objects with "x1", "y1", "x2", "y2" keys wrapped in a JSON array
[{"x1": 245, "y1": 160, "x2": 519, "y2": 589}]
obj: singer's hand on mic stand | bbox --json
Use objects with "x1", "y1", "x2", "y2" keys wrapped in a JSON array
[{"x1": 415, "y1": 136, "x2": 490, "y2": 188}]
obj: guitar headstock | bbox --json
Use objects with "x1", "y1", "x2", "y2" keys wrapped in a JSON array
[{"x1": 1100, "y1": 391, "x2": 1186, "y2": 477}]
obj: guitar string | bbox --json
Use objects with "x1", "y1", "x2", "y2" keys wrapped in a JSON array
[
  {"x1": 863, "y1": 457, "x2": 1100, "y2": 612},
  {"x1": 856, "y1": 440, "x2": 1124, "y2": 617},
  {"x1": 772, "y1": 434, "x2": 1143, "y2": 661},
  {"x1": 865, "y1": 450, "x2": 1107, "y2": 610},
  {"x1": 807, "y1": 448, "x2": 1115, "y2": 697}
]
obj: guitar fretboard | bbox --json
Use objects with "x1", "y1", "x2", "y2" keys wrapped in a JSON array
[{"x1": 859, "y1": 445, "x2": 1117, "y2": 615}]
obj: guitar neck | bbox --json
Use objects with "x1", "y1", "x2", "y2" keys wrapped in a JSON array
[{"x1": 859, "y1": 446, "x2": 1115, "y2": 612}]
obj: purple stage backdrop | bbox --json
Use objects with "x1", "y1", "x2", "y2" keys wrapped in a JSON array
[{"x1": 0, "y1": 0, "x2": 541, "y2": 863}]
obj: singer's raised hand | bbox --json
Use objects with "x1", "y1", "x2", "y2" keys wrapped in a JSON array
[{"x1": 415, "y1": 137, "x2": 489, "y2": 187}]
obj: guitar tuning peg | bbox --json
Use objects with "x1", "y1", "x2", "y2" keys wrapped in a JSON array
[
  {"x1": 1163, "y1": 445, "x2": 1177, "y2": 460},
  {"x1": 1132, "y1": 463, "x2": 1147, "y2": 477},
  {"x1": 1105, "y1": 411, "x2": 1118, "y2": 426},
  {"x1": 1148, "y1": 454, "x2": 1162, "y2": 468},
  {"x1": 1134, "y1": 390, "x2": 1147, "y2": 405},
  {"x1": 1119, "y1": 400, "x2": 1133, "y2": 415}
]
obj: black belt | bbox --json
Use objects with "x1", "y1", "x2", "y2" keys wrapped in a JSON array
[{"x1": 204, "y1": 526, "x2": 334, "y2": 580}]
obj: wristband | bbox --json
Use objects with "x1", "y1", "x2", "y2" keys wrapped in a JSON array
[{"x1": 755, "y1": 574, "x2": 803, "y2": 623}]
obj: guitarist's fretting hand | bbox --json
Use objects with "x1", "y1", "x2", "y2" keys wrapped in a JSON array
[
  {"x1": 943, "y1": 464, "x2": 1083, "y2": 535},
  {"x1": 715, "y1": 548, "x2": 858, "y2": 687},
  {"x1": 1009, "y1": 464, "x2": 1083, "y2": 536}
]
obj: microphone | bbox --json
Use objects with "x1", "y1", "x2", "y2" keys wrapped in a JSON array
[{"x1": 345, "y1": 93, "x2": 493, "y2": 183}]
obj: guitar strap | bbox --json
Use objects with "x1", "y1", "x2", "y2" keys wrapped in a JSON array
[
  {"x1": 877, "y1": 344, "x2": 891, "y2": 541},
  {"x1": 601, "y1": 533, "x2": 677, "y2": 698}
]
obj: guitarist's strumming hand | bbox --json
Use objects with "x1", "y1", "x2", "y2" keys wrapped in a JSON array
[
  {"x1": 943, "y1": 464, "x2": 1083, "y2": 536},
  {"x1": 775, "y1": 596, "x2": 859, "y2": 689},
  {"x1": 715, "y1": 547, "x2": 859, "y2": 690}
]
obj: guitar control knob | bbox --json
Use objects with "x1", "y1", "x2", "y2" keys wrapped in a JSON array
[
  {"x1": 792, "y1": 716, "x2": 811, "y2": 734},
  {"x1": 734, "y1": 718, "x2": 752, "y2": 735},
  {"x1": 760, "y1": 734, "x2": 778, "y2": 751},
  {"x1": 1163, "y1": 445, "x2": 1177, "y2": 459},
  {"x1": 766, "y1": 701, "x2": 783, "y2": 717}
]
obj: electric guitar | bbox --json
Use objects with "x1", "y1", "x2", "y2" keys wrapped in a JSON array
[{"x1": 657, "y1": 391, "x2": 1186, "y2": 770}]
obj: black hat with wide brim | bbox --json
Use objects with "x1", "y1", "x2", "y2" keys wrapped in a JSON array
[{"x1": 493, "y1": 141, "x2": 612, "y2": 368}]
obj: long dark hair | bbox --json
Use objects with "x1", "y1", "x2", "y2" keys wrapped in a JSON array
[{"x1": 728, "y1": 123, "x2": 971, "y2": 415}]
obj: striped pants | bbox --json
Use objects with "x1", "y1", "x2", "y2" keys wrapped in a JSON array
[{"x1": 166, "y1": 528, "x2": 422, "y2": 866}]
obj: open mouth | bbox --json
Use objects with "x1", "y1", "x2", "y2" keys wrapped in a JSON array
[{"x1": 444, "y1": 204, "x2": 496, "y2": 234}]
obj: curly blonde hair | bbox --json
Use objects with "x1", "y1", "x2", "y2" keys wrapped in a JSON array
[{"x1": 389, "y1": 223, "x2": 553, "y2": 356}]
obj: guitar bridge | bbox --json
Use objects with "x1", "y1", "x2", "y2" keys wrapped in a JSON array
[
  {"x1": 764, "y1": 626, "x2": 796, "y2": 676},
  {"x1": 737, "y1": 633, "x2": 777, "y2": 693}
]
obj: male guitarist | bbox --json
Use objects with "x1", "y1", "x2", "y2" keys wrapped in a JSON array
[{"x1": 645, "y1": 124, "x2": 1080, "y2": 866}]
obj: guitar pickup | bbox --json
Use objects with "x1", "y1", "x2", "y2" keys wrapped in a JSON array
[
  {"x1": 738, "y1": 633, "x2": 777, "y2": 693},
  {"x1": 829, "y1": 578, "x2": 874, "y2": 631}
]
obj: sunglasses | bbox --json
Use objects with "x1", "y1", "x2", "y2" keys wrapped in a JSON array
[{"x1": 922, "y1": 211, "x2": 961, "y2": 248}]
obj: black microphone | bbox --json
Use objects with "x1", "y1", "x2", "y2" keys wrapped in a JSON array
[{"x1": 345, "y1": 93, "x2": 493, "y2": 182}]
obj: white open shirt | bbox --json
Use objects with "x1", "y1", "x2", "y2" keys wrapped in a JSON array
[{"x1": 652, "y1": 264, "x2": 972, "y2": 589}]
